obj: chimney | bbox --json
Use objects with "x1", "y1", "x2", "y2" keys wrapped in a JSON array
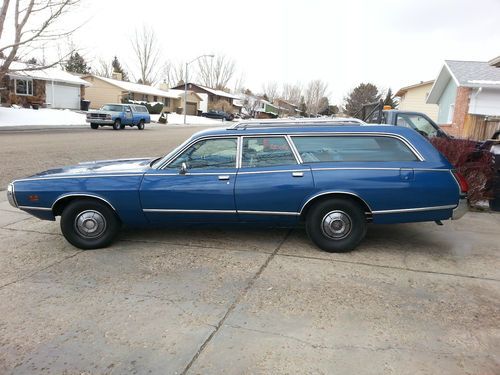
[{"x1": 112, "y1": 72, "x2": 123, "y2": 81}]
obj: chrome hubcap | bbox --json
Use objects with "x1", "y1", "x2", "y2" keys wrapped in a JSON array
[
  {"x1": 321, "y1": 210, "x2": 352, "y2": 240},
  {"x1": 74, "y1": 210, "x2": 106, "y2": 238}
]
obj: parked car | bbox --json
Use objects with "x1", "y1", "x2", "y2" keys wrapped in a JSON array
[
  {"x1": 201, "y1": 110, "x2": 234, "y2": 121},
  {"x1": 7, "y1": 121, "x2": 468, "y2": 252},
  {"x1": 86, "y1": 104, "x2": 150, "y2": 130}
]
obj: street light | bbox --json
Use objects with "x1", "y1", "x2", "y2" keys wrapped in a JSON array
[{"x1": 184, "y1": 54, "x2": 214, "y2": 124}]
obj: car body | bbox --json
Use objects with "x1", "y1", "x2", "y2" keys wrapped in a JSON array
[
  {"x1": 7, "y1": 121, "x2": 468, "y2": 252},
  {"x1": 86, "y1": 104, "x2": 150, "y2": 130},
  {"x1": 201, "y1": 110, "x2": 234, "y2": 121}
]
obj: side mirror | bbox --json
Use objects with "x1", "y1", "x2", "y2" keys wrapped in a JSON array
[{"x1": 179, "y1": 162, "x2": 188, "y2": 175}]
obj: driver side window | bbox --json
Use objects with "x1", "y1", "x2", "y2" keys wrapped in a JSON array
[{"x1": 169, "y1": 138, "x2": 237, "y2": 170}]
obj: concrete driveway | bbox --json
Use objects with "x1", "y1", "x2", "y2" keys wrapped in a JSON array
[{"x1": 0, "y1": 192, "x2": 499, "y2": 375}]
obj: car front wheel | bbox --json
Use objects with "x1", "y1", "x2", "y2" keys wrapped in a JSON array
[
  {"x1": 90, "y1": 123, "x2": 98, "y2": 130},
  {"x1": 60, "y1": 199, "x2": 120, "y2": 249},
  {"x1": 137, "y1": 120, "x2": 145, "y2": 130},
  {"x1": 306, "y1": 198, "x2": 367, "y2": 252},
  {"x1": 113, "y1": 119, "x2": 121, "y2": 130}
]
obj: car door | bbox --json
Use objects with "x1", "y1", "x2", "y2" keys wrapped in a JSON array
[
  {"x1": 140, "y1": 137, "x2": 238, "y2": 223},
  {"x1": 235, "y1": 135, "x2": 314, "y2": 222},
  {"x1": 123, "y1": 105, "x2": 133, "y2": 125}
]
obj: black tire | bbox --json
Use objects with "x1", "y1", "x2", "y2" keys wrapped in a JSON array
[
  {"x1": 60, "y1": 199, "x2": 120, "y2": 250},
  {"x1": 306, "y1": 198, "x2": 367, "y2": 253},
  {"x1": 137, "y1": 120, "x2": 145, "y2": 130},
  {"x1": 90, "y1": 123, "x2": 98, "y2": 130},
  {"x1": 113, "y1": 119, "x2": 121, "y2": 130}
]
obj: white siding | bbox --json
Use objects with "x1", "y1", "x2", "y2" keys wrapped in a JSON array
[{"x1": 469, "y1": 88, "x2": 500, "y2": 116}]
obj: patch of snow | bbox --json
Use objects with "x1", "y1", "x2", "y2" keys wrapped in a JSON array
[
  {"x1": 0, "y1": 107, "x2": 87, "y2": 126},
  {"x1": 151, "y1": 113, "x2": 228, "y2": 126},
  {"x1": 468, "y1": 80, "x2": 500, "y2": 85}
]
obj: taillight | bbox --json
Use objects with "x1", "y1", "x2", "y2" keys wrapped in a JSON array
[{"x1": 452, "y1": 171, "x2": 469, "y2": 194}]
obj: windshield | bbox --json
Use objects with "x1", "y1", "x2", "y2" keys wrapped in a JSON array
[
  {"x1": 101, "y1": 104, "x2": 123, "y2": 112},
  {"x1": 395, "y1": 113, "x2": 443, "y2": 138},
  {"x1": 150, "y1": 136, "x2": 195, "y2": 168}
]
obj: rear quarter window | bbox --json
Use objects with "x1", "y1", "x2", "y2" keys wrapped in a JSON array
[{"x1": 292, "y1": 135, "x2": 418, "y2": 162}]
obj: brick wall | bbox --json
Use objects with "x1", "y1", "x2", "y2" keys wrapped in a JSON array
[{"x1": 452, "y1": 87, "x2": 471, "y2": 137}]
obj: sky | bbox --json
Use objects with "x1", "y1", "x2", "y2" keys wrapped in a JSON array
[{"x1": 29, "y1": 0, "x2": 500, "y2": 103}]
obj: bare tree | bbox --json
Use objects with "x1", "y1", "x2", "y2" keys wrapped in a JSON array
[
  {"x1": 282, "y1": 82, "x2": 302, "y2": 106},
  {"x1": 93, "y1": 57, "x2": 113, "y2": 78},
  {"x1": 262, "y1": 81, "x2": 279, "y2": 103},
  {"x1": 130, "y1": 25, "x2": 161, "y2": 85},
  {"x1": 161, "y1": 60, "x2": 185, "y2": 87},
  {"x1": 232, "y1": 72, "x2": 245, "y2": 94},
  {"x1": 305, "y1": 79, "x2": 329, "y2": 116},
  {"x1": 197, "y1": 54, "x2": 235, "y2": 90},
  {"x1": 242, "y1": 94, "x2": 259, "y2": 118},
  {"x1": 0, "y1": 0, "x2": 82, "y2": 81}
]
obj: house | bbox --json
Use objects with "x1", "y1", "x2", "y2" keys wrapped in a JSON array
[
  {"x1": 171, "y1": 82, "x2": 239, "y2": 113},
  {"x1": 0, "y1": 60, "x2": 90, "y2": 109},
  {"x1": 274, "y1": 99, "x2": 300, "y2": 117},
  {"x1": 237, "y1": 94, "x2": 279, "y2": 119},
  {"x1": 426, "y1": 57, "x2": 500, "y2": 139},
  {"x1": 81, "y1": 74, "x2": 202, "y2": 114},
  {"x1": 395, "y1": 80, "x2": 439, "y2": 121}
]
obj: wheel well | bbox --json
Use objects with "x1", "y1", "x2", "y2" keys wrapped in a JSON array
[
  {"x1": 300, "y1": 193, "x2": 372, "y2": 221},
  {"x1": 52, "y1": 195, "x2": 117, "y2": 217}
]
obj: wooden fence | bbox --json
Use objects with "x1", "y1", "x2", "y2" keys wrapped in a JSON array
[{"x1": 462, "y1": 115, "x2": 500, "y2": 140}]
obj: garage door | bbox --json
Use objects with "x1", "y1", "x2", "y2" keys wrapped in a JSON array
[
  {"x1": 186, "y1": 103, "x2": 197, "y2": 115},
  {"x1": 46, "y1": 82, "x2": 81, "y2": 109}
]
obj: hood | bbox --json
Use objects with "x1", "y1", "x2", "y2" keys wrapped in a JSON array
[
  {"x1": 87, "y1": 110, "x2": 119, "y2": 116},
  {"x1": 27, "y1": 158, "x2": 155, "y2": 178}
]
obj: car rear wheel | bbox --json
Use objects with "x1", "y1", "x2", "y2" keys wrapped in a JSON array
[
  {"x1": 306, "y1": 198, "x2": 367, "y2": 252},
  {"x1": 113, "y1": 119, "x2": 121, "y2": 130},
  {"x1": 90, "y1": 123, "x2": 98, "y2": 130},
  {"x1": 137, "y1": 120, "x2": 145, "y2": 130},
  {"x1": 60, "y1": 199, "x2": 120, "y2": 250}
]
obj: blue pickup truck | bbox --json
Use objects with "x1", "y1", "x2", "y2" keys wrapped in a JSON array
[{"x1": 86, "y1": 103, "x2": 150, "y2": 130}]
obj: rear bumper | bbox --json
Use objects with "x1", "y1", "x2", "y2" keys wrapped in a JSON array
[{"x1": 452, "y1": 198, "x2": 468, "y2": 220}]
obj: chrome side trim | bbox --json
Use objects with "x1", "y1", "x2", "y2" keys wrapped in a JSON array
[
  {"x1": 238, "y1": 169, "x2": 310, "y2": 175},
  {"x1": 147, "y1": 172, "x2": 237, "y2": 176},
  {"x1": 311, "y1": 167, "x2": 451, "y2": 172},
  {"x1": 285, "y1": 135, "x2": 303, "y2": 164},
  {"x1": 236, "y1": 135, "x2": 242, "y2": 169},
  {"x1": 19, "y1": 205, "x2": 52, "y2": 211},
  {"x1": 51, "y1": 193, "x2": 117, "y2": 211},
  {"x1": 300, "y1": 191, "x2": 373, "y2": 214},
  {"x1": 143, "y1": 209, "x2": 236, "y2": 214},
  {"x1": 372, "y1": 205, "x2": 457, "y2": 214},
  {"x1": 238, "y1": 210, "x2": 300, "y2": 216},
  {"x1": 14, "y1": 174, "x2": 143, "y2": 183}
]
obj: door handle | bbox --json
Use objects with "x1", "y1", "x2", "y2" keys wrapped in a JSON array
[
  {"x1": 218, "y1": 175, "x2": 230, "y2": 181},
  {"x1": 292, "y1": 171, "x2": 304, "y2": 177}
]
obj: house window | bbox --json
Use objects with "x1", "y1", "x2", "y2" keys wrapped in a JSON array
[
  {"x1": 142, "y1": 94, "x2": 147, "y2": 101},
  {"x1": 163, "y1": 97, "x2": 170, "y2": 106},
  {"x1": 153, "y1": 96, "x2": 158, "y2": 102},
  {"x1": 128, "y1": 92, "x2": 134, "y2": 100},
  {"x1": 447, "y1": 104, "x2": 455, "y2": 123},
  {"x1": 15, "y1": 78, "x2": 33, "y2": 96}
]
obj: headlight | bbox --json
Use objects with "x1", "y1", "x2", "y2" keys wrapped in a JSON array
[
  {"x1": 106, "y1": 114, "x2": 112, "y2": 120},
  {"x1": 7, "y1": 183, "x2": 18, "y2": 208}
]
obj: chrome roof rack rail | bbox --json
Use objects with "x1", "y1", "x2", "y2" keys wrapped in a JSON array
[{"x1": 227, "y1": 117, "x2": 365, "y2": 130}]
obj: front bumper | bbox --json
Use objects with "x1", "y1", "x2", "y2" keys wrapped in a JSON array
[
  {"x1": 7, "y1": 183, "x2": 18, "y2": 208},
  {"x1": 86, "y1": 119, "x2": 114, "y2": 124},
  {"x1": 452, "y1": 198, "x2": 468, "y2": 220}
]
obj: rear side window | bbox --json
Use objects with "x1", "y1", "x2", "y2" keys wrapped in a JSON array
[
  {"x1": 241, "y1": 136, "x2": 297, "y2": 167},
  {"x1": 292, "y1": 136, "x2": 418, "y2": 162}
]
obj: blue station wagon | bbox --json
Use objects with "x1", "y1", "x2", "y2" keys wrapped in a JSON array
[{"x1": 7, "y1": 121, "x2": 469, "y2": 252}]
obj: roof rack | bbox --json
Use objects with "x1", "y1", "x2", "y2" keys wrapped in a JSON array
[{"x1": 228, "y1": 117, "x2": 365, "y2": 130}]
